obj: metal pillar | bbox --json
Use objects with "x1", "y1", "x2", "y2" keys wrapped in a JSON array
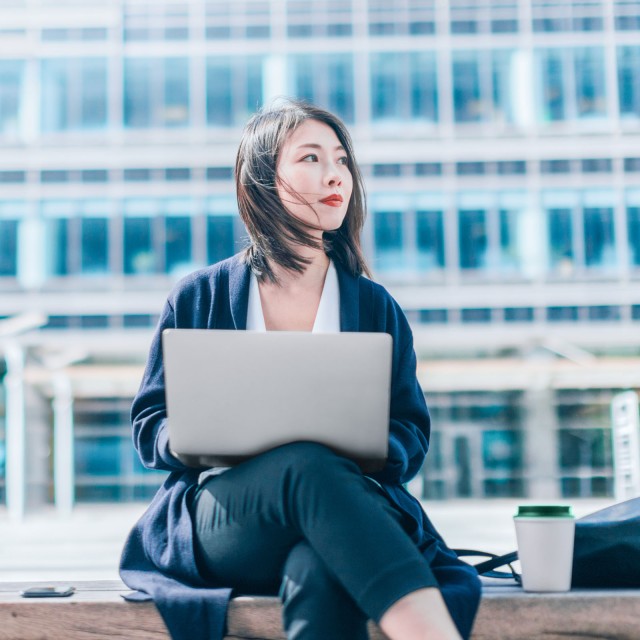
[
  {"x1": 5, "y1": 343, "x2": 26, "y2": 521},
  {"x1": 53, "y1": 373, "x2": 75, "y2": 516}
]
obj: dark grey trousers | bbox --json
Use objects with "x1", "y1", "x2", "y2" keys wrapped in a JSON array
[{"x1": 192, "y1": 442, "x2": 438, "y2": 640}]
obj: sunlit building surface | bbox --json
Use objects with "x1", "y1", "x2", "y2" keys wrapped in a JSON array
[{"x1": 1, "y1": 0, "x2": 640, "y2": 512}]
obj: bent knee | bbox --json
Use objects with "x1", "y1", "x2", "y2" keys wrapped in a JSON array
[{"x1": 269, "y1": 441, "x2": 352, "y2": 475}]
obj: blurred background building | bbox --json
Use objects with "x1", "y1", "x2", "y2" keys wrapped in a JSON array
[{"x1": 1, "y1": 0, "x2": 639, "y2": 516}]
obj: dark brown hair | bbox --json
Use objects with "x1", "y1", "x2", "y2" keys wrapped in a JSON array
[{"x1": 235, "y1": 98, "x2": 371, "y2": 283}]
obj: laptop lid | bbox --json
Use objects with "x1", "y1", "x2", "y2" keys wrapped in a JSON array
[{"x1": 162, "y1": 329, "x2": 392, "y2": 472}]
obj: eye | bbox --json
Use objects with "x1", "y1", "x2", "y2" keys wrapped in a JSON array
[
  {"x1": 338, "y1": 156, "x2": 349, "y2": 166},
  {"x1": 301, "y1": 154, "x2": 318, "y2": 162}
]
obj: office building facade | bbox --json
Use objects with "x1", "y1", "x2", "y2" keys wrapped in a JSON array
[{"x1": 1, "y1": 0, "x2": 640, "y2": 510}]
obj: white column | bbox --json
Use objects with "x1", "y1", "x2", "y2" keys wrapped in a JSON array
[
  {"x1": 5, "y1": 343, "x2": 26, "y2": 522},
  {"x1": 53, "y1": 373, "x2": 75, "y2": 516}
]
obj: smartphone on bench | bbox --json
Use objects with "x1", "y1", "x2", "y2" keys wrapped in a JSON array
[{"x1": 20, "y1": 585, "x2": 75, "y2": 598}]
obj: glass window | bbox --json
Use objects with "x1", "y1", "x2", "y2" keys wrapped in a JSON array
[
  {"x1": 416, "y1": 210, "x2": 444, "y2": 270},
  {"x1": 499, "y1": 209, "x2": 522, "y2": 272},
  {"x1": 166, "y1": 216, "x2": 191, "y2": 274},
  {"x1": 461, "y1": 308, "x2": 492, "y2": 322},
  {"x1": 370, "y1": 52, "x2": 438, "y2": 123},
  {"x1": 206, "y1": 56, "x2": 263, "y2": 127},
  {"x1": 164, "y1": 58, "x2": 190, "y2": 127},
  {"x1": 548, "y1": 306, "x2": 579, "y2": 321},
  {"x1": 41, "y1": 58, "x2": 108, "y2": 131},
  {"x1": 574, "y1": 47, "x2": 607, "y2": 118},
  {"x1": 548, "y1": 208, "x2": 574, "y2": 273},
  {"x1": 541, "y1": 159, "x2": 572, "y2": 174},
  {"x1": 410, "y1": 52, "x2": 438, "y2": 122},
  {"x1": 588, "y1": 306, "x2": 621, "y2": 321},
  {"x1": 452, "y1": 51, "x2": 484, "y2": 123},
  {"x1": 458, "y1": 209, "x2": 487, "y2": 269},
  {"x1": 628, "y1": 207, "x2": 640, "y2": 266},
  {"x1": 482, "y1": 430, "x2": 522, "y2": 471},
  {"x1": 48, "y1": 218, "x2": 69, "y2": 276},
  {"x1": 0, "y1": 219, "x2": 18, "y2": 276},
  {"x1": 124, "y1": 217, "x2": 154, "y2": 274},
  {"x1": 618, "y1": 47, "x2": 640, "y2": 119},
  {"x1": 0, "y1": 60, "x2": 24, "y2": 136},
  {"x1": 207, "y1": 216, "x2": 235, "y2": 264},
  {"x1": 419, "y1": 309, "x2": 448, "y2": 324},
  {"x1": 538, "y1": 49, "x2": 566, "y2": 121},
  {"x1": 290, "y1": 54, "x2": 354, "y2": 123},
  {"x1": 491, "y1": 50, "x2": 516, "y2": 124},
  {"x1": 124, "y1": 58, "x2": 189, "y2": 128},
  {"x1": 81, "y1": 217, "x2": 109, "y2": 274},
  {"x1": 374, "y1": 211, "x2": 404, "y2": 271},
  {"x1": 584, "y1": 207, "x2": 615, "y2": 269},
  {"x1": 505, "y1": 307, "x2": 534, "y2": 322}
]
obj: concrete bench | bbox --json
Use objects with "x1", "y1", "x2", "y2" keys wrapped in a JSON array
[{"x1": 1, "y1": 579, "x2": 640, "y2": 639}]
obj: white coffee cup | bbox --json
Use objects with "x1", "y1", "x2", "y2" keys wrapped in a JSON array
[{"x1": 514, "y1": 505, "x2": 575, "y2": 592}]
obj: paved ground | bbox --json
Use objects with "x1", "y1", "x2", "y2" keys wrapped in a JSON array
[{"x1": 0, "y1": 498, "x2": 613, "y2": 582}]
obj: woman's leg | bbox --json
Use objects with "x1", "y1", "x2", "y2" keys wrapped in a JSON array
[
  {"x1": 193, "y1": 442, "x2": 457, "y2": 637},
  {"x1": 280, "y1": 541, "x2": 368, "y2": 640}
]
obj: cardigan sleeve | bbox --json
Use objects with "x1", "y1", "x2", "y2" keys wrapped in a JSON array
[
  {"x1": 367, "y1": 302, "x2": 430, "y2": 486},
  {"x1": 131, "y1": 297, "x2": 189, "y2": 472}
]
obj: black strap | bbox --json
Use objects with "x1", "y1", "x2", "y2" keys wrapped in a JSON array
[{"x1": 454, "y1": 549, "x2": 521, "y2": 584}]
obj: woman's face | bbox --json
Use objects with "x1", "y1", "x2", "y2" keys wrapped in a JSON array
[{"x1": 276, "y1": 119, "x2": 353, "y2": 234}]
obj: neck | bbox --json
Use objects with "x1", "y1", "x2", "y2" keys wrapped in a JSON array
[{"x1": 268, "y1": 246, "x2": 330, "y2": 289}]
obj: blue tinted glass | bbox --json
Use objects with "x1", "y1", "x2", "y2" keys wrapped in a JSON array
[
  {"x1": 0, "y1": 60, "x2": 24, "y2": 135},
  {"x1": 207, "y1": 216, "x2": 235, "y2": 264},
  {"x1": 482, "y1": 430, "x2": 522, "y2": 470},
  {"x1": 292, "y1": 54, "x2": 354, "y2": 123},
  {"x1": 163, "y1": 58, "x2": 189, "y2": 127},
  {"x1": 41, "y1": 59, "x2": 69, "y2": 131},
  {"x1": 47, "y1": 218, "x2": 68, "y2": 276},
  {"x1": 499, "y1": 209, "x2": 522, "y2": 271},
  {"x1": 124, "y1": 217, "x2": 155, "y2": 274},
  {"x1": 416, "y1": 210, "x2": 444, "y2": 269},
  {"x1": 327, "y1": 55, "x2": 354, "y2": 123},
  {"x1": 81, "y1": 217, "x2": 109, "y2": 274},
  {"x1": 618, "y1": 47, "x2": 640, "y2": 118},
  {"x1": 75, "y1": 437, "x2": 121, "y2": 476},
  {"x1": 458, "y1": 209, "x2": 487, "y2": 269},
  {"x1": 539, "y1": 49, "x2": 566, "y2": 121},
  {"x1": 41, "y1": 58, "x2": 107, "y2": 131},
  {"x1": 124, "y1": 59, "x2": 152, "y2": 127},
  {"x1": 548, "y1": 208, "x2": 573, "y2": 271},
  {"x1": 453, "y1": 52, "x2": 484, "y2": 123},
  {"x1": 206, "y1": 60, "x2": 232, "y2": 126},
  {"x1": 628, "y1": 207, "x2": 640, "y2": 266},
  {"x1": 371, "y1": 53, "x2": 401, "y2": 120},
  {"x1": 374, "y1": 210, "x2": 404, "y2": 271},
  {"x1": 0, "y1": 219, "x2": 18, "y2": 276},
  {"x1": 492, "y1": 50, "x2": 515, "y2": 123},
  {"x1": 411, "y1": 52, "x2": 438, "y2": 122},
  {"x1": 584, "y1": 207, "x2": 616, "y2": 268},
  {"x1": 165, "y1": 216, "x2": 191, "y2": 274},
  {"x1": 574, "y1": 48, "x2": 607, "y2": 118},
  {"x1": 246, "y1": 58, "x2": 263, "y2": 117},
  {"x1": 293, "y1": 55, "x2": 314, "y2": 103},
  {"x1": 80, "y1": 58, "x2": 108, "y2": 128}
]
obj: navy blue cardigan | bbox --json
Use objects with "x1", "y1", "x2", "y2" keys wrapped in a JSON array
[{"x1": 120, "y1": 255, "x2": 481, "y2": 640}]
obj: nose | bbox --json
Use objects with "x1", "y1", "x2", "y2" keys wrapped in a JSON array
[{"x1": 325, "y1": 163, "x2": 342, "y2": 187}]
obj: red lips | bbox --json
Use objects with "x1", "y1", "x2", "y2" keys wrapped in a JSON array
[{"x1": 320, "y1": 194, "x2": 343, "y2": 206}]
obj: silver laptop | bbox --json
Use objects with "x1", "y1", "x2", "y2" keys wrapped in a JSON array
[{"x1": 162, "y1": 329, "x2": 392, "y2": 472}]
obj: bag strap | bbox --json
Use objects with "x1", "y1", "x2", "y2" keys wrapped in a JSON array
[{"x1": 454, "y1": 549, "x2": 521, "y2": 583}]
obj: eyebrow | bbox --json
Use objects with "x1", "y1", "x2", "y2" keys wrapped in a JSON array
[{"x1": 295, "y1": 143, "x2": 346, "y2": 152}]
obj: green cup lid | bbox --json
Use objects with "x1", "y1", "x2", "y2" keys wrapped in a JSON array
[{"x1": 515, "y1": 505, "x2": 573, "y2": 518}]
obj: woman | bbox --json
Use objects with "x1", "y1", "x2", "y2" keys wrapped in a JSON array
[{"x1": 120, "y1": 99, "x2": 481, "y2": 640}]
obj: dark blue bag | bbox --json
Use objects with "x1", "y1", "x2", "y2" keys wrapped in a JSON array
[{"x1": 456, "y1": 497, "x2": 640, "y2": 588}]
